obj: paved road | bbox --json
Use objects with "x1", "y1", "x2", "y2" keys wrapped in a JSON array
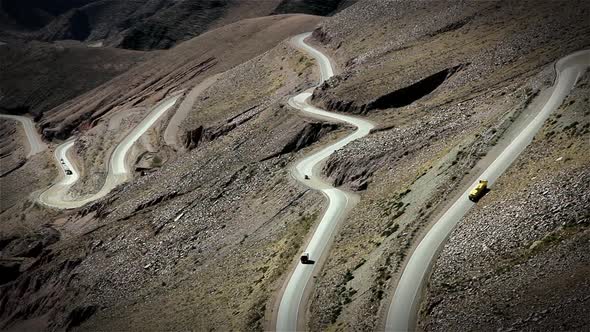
[
  {"x1": 163, "y1": 74, "x2": 220, "y2": 149},
  {"x1": 0, "y1": 114, "x2": 47, "y2": 157},
  {"x1": 39, "y1": 96, "x2": 179, "y2": 209},
  {"x1": 55, "y1": 140, "x2": 78, "y2": 184},
  {"x1": 275, "y1": 33, "x2": 374, "y2": 331},
  {"x1": 385, "y1": 49, "x2": 590, "y2": 331}
]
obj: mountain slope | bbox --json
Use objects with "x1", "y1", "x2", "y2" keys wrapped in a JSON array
[
  {"x1": 1, "y1": 0, "x2": 589, "y2": 331},
  {"x1": 0, "y1": 41, "x2": 154, "y2": 116},
  {"x1": 291, "y1": 0, "x2": 590, "y2": 330},
  {"x1": 420, "y1": 71, "x2": 590, "y2": 331},
  {"x1": 0, "y1": 13, "x2": 327, "y2": 331},
  {"x1": 0, "y1": 0, "x2": 278, "y2": 49},
  {"x1": 0, "y1": 0, "x2": 351, "y2": 50}
]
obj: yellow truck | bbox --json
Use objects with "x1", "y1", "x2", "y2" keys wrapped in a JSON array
[{"x1": 469, "y1": 180, "x2": 488, "y2": 202}]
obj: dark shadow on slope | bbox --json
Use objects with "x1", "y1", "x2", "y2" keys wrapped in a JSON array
[
  {"x1": 260, "y1": 122, "x2": 339, "y2": 162},
  {"x1": 370, "y1": 64, "x2": 465, "y2": 110},
  {"x1": 272, "y1": 0, "x2": 357, "y2": 16},
  {"x1": 428, "y1": 17, "x2": 471, "y2": 37}
]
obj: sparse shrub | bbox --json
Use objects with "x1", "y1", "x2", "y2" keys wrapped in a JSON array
[
  {"x1": 344, "y1": 270, "x2": 354, "y2": 282},
  {"x1": 152, "y1": 155, "x2": 162, "y2": 166},
  {"x1": 381, "y1": 223, "x2": 399, "y2": 237},
  {"x1": 353, "y1": 258, "x2": 366, "y2": 270}
]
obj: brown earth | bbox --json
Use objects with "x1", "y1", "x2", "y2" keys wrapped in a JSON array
[
  {"x1": 0, "y1": 119, "x2": 55, "y2": 213},
  {"x1": 0, "y1": 0, "x2": 349, "y2": 50},
  {"x1": 38, "y1": 14, "x2": 322, "y2": 141},
  {"x1": 419, "y1": 71, "x2": 590, "y2": 332},
  {"x1": 0, "y1": 120, "x2": 26, "y2": 178},
  {"x1": 58, "y1": 14, "x2": 323, "y2": 197},
  {"x1": 295, "y1": 0, "x2": 590, "y2": 331},
  {"x1": 0, "y1": 13, "x2": 337, "y2": 331},
  {"x1": 1, "y1": 0, "x2": 589, "y2": 331},
  {"x1": 0, "y1": 41, "x2": 154, "y2": 117}
]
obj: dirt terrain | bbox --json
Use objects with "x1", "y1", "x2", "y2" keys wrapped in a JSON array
[
  {"x1": 0, "y1": 0, "x2": 349, "y2": 50},
  {"x1": 0, "y1": 41, "x2": 154, "y2": 117},
  {"x1": 298, "y1": 0, "x2": 590, "y2": 330},
  {"x1": 1, "y1": 0, "x2": 589, "y2": 331},
  {"x1": 0, "y1": 120, "x2": 26, "y2": 178},
  {"x1": 59, "y1": 14, "x2": 323, "y2": 197},
  {"x1": 0, "y1": 13, "x2": 334, "y2": 331},
  {"x1": 420, "y1": 72, "x2": 590, "y2": 331}
]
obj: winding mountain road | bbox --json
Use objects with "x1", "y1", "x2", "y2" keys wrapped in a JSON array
[
  {"x1": 385, "y1": 49, "x2": 590, "y2": 331},
  {"x1": 39, "y1": 96, "x2": 179, "y2": 209},
  {"x1": 275, "y1": 33, "x2": 374, "y2": 331},
  {"x1": 0, "y1": 114, "x2": 47, "y2": 157}
]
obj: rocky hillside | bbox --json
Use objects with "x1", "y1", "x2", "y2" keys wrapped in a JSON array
[
  {"x1": 0, "y1": 0, "x2": 347, "y2": 125},
  {"x1": 1, "y1": 0, "x2": 589, "y2": 331},
  {"x1": 273, "y1": 0, "x2": 357, "y2": 16},
  {"x1": 420, "y1": 71, "x2": 590, "y2": 331},
  {"x1": 298, "y1": 0, "x2": 590, "y2": 330},
  {"x1": 0, "y1": 13, "x2": 328, "y2": 331},
  {"x1": 0, "y1": 120, "x2": 26, "y2": 178},
  {"x1": 37, "y1": 15, "x2": 322, "y2": 141},
  {"x1": 0, "y1": 41, "x2": 154, "y2": 117},
  {"x1": 0, "y1": 0, "x2": 349, "y2": 50}
]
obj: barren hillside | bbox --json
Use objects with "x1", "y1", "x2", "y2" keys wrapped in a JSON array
[
  {"x1": 48, "y1": 14, "x2": 323, "y2": 198},
  {"x1": 0, "y1": 13, "x2": 329, "y2": 331},
  {"x1": 38, "y1": 15, "x2": 322, "y2": 140},
  {"x1": 0, "y1": 0, "x2": 349, "y2": 50},
  {"x1": 0, "y1": 0, "x2": 588, "y2": 331},
  {"x1": 0, "y1": 41, "x2": 154, "y2": 116},
  {"x1": 420, "y1": 71, "x2": 590, "y2": 331},
  {"x1": 300, "y1": 0, "x2": 590, "y2": 330}
]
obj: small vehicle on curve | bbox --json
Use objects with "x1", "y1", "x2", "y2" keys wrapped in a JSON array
[
  {"x1": 65, "y1": 170, "x2": 73, "y2": 175},
  {"x1": 469, "y1": 179, "x2": 488, "y2": 202},
  {"x1": 300, "y1": 252, "x2": 311, "y2": 264}
]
